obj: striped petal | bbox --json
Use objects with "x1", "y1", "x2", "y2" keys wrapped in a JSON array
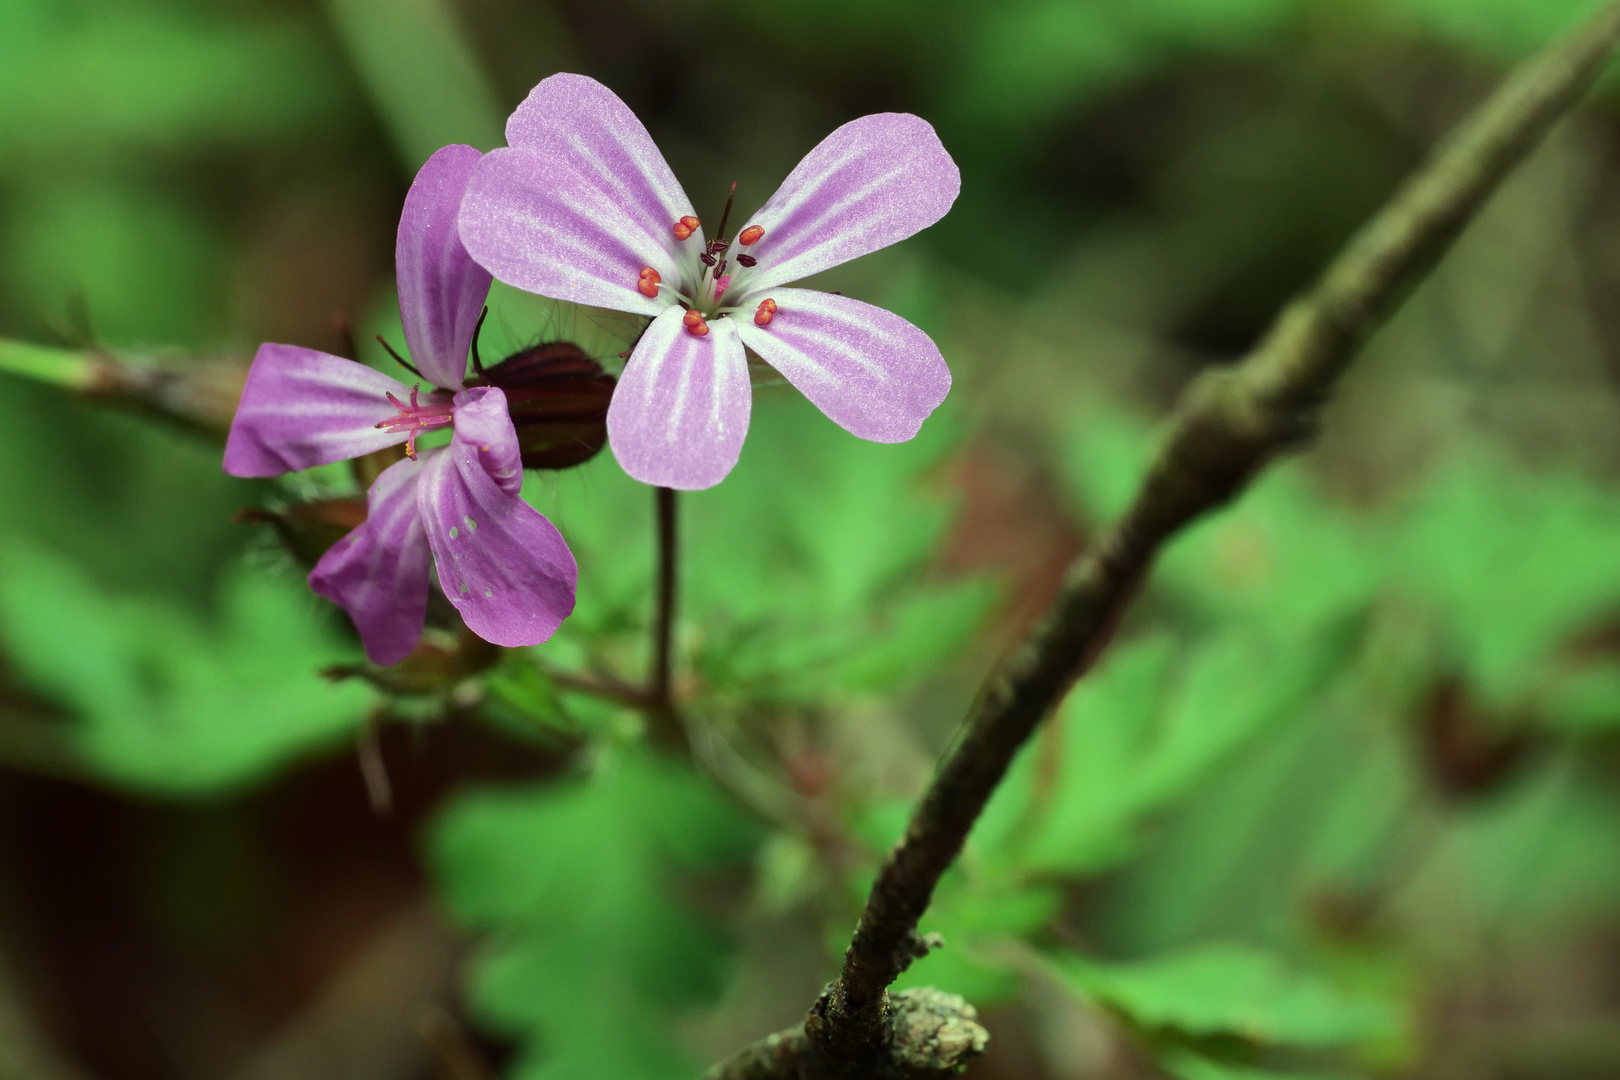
[
  {"x1": 396, "y1": 143, "x2": 492, "y2": 390},
  {"x1": 504, "y1": 73, "x2": 699, "y2": 262},
  {"x1": 729, "y1": 113, "x2": 959, "y2": 294},
  {"x1": 449, "y1": 385, "x2": 524, "y2": 496},
  {"x1": 735, "y1": 289, "x2": 950, "y2": 443},
  {"x1": 418, "y1": 422, "x2": 577, "y2": 648},
  {"x1": 308, "y1": 455, "x2": 431, "y2": 665},
  {"x1": 459, "y1": 147, "x2": 682, "y2": 317},
  {"x1": 223, "y1": 344, "x2": 410, "y2": 477},
  {"x1": 607, "y1": 306, "x2": 751, "y2": 490}
]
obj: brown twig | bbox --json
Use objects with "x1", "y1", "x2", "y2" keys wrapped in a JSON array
[{"x1": 706, "y1": 4, "x2": 1620, "y2": 1077}]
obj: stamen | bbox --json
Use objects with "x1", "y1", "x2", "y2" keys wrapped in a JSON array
[
  {"x1": 753, "y1": 298, "x2": 777, "y2": 327},
  {"x1": 637, "y1": 266, "x2": 661, "y2": 298},
  {"x1": 683, "y1": 309, "x2": 710, "y2": 337},
  {"x1": 672, "y1": 215, "x2": 700, "y2": 241},
  {"x1": 699, "y1": 252, "x2": 717, "y2": 267},
  {"x1": 736, "y1": 254, "x2": 757, "y2": 268},
  {"x1": 738, "y1": 225, "x2": 765, "y2": 246}
]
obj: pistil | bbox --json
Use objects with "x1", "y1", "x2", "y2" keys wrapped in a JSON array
[{"x1": 375, "y1": 384, "x2": 454, "y2": 459}]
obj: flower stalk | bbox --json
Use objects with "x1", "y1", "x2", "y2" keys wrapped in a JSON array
[{"x1": 648, "y1": 485, "x2": 687, "y2": 750}]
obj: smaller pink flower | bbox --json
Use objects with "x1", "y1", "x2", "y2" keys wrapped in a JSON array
[
  {"x1": 223, "y1": 145, "x2": 577, "y2": 664},
  {"x1": 458, "y1": 74, "x2": 960, "y2": 490}
]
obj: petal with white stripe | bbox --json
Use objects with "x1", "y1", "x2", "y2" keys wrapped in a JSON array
[
  {"x1": 735, "y1": 288, "x2": 950, "y2": 443},
  {"x1": 223, "y1": 344, "x2": 411, "y2": 477},
  {"x1": 503, "y1": 73, "x2": 699, "y2": 263},
  {"x1": 730, "y1": 113, "x2": 959, "y2": 294},
  {"x1": 418, "y1": 425, "x2": 578, "y2": 648},
  {"x1": 308, "y1": 455, "x2": 431, "y2": 665},
  {"x1": 449, "y1": 385, "x2": 524, "y2": 496},
  {"x1": 607, "y1": 306, "x2": 751, "y2": 490},
  {"x1": 459, "y1": 147, "x2": 681, "y2": 317},
  {"x1": 396, "y1": 143, "x2": 491, "y2": 390}
]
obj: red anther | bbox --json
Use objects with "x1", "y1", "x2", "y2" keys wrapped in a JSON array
[
  {"x1": 738, "y1": 225, "x2": 765, "y2": 246},
  {"x1": 637, "y1": 266, "x2": 661, "y2": 298},
  {"x1": 682, "y1": 309, "x2": 710, "y2": 336},
  {"x1": 672, "y1": 215, "x2": 701, "y2": 241},
  {"x1": 753, "y1": 298, "x2": 777, "y2": 326}
]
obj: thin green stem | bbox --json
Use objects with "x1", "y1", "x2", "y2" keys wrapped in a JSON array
[{"x1": 0, "y1": 338, "x2": 97, "y2": 391}]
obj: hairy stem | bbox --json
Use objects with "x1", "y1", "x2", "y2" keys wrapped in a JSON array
[{"x1": 707, "y1": 4, "x2": 1620, "y2": 1077}]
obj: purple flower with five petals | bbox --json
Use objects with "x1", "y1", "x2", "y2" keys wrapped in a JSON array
[
  {"x1": 224, "y1": 144, "x2": 577, "y2": 665},
  {"x1": 457, "y1": 74, "x2": 960, "y2": 490}
]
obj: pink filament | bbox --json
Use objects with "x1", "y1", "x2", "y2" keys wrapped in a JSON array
[{"x1": 375, "y1": 385, "x2": 454, "y2": 459}]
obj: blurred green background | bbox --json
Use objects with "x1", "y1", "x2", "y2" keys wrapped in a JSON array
[{"x1": 6, "y1": 1, "x2": 1620, "y2": 1078}]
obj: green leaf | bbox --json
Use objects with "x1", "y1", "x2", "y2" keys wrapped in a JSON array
[
  {"x1": 0, "y1": 545, "x2": 373, "y2": 792},
  {"x1": 1391, "y1": 454, "x2": 1620, "y2": 710},
  {"x1": 0, "y1": 7, "x2": 346, "y2": 158},
  {"x1": 1160, "y1": 1048, "x2": 1352, "y2": 1080},
  {"x1": 5, "y1": 180, "x2": 224, "y2": 347},
  {"x1": 972, "y1": 621, "x2": 1352, "y2": 877},
  {"x1": 526, "y1": 394, "x2": 992, "y2": 709},
  {"x1": 429, "y1": 754, "x2": 759, "y2": 1080},
  {"x1": 1052, "y1": 944, "x2": 1402, "y2": 1048},
  {"x1": 324, "y1": 0, "x2": 505, "y2": 171}
]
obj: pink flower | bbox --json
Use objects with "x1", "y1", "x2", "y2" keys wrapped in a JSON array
[
  {"x1": 223, "y1": 145, "x2": 577, "y2": 664},
  {"x1": 457, "y1": 74, "x2": 960, "y2": 490}
]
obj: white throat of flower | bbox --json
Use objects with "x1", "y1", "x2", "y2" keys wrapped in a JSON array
[{"x1": 635, "y1": 182, "x2": 777, "y2": 337}]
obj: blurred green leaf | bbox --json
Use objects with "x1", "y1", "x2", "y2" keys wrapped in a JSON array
[
  {"x1": 325, "y1": 0, "x2": 505, "y2": 170},
  {"x1": 528, "y1": 394, "x2": 993, "y2": 708},
  {"x1": 972, "y1": 621, "x2": 1352, "y2": 878},
  {"x1": 0, "y1": 545, "x2": 372, "y2": 792},
  {"x1": 430, "y1": 753, "x2": 759, "y2": 1080},
  {"x1": 1390, "y1": 454, "x2": 1620, "y2": 710},
  {"x1": 1159, "y1": 1048, "x2": 1350, "y2": 1080},
  {"x1": 0, "y1": 6, "x2": 346, "y2": 158},
  {"x1": 1369, "y1": 0, "x2": 1604, "y2": 59},
  {"x1": 6, "y1": 179, "x2": 223, "y2": 346},
  {"x1": 1053, "y1": 943, "x2": 1402, "y2": 1047}
]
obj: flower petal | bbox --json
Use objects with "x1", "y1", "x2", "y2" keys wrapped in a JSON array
[
  {"x1": 418, "y1": 427, "x2": 577, "y2": 648},
  {"x1": 459, "y1": 147, "x2": 681, "y2": 317},
  {"x1": 735, "y1": 289, "x2": 950, "y2": 442},
  {"x1": 504, "y1": 73, "x2": 698, "y2": 258},
  {"x1": 450, "y1": 385, "x2": 523, "y2": 496},
  {"x1": 397, "y1": 143, "x2": 492, "y2": 390},
  {"x1": 308, "y1": 456, "x2": 431, "y2": 665},
  {"x1": 730, "y1": 113, "x2": 960, "y2": 293},
  {"x1": 223, "y1": 344, "x2": 411, "y2": 477},
  {"x1": 607, "y1": 306, "x2": 751, "y2": 490}
]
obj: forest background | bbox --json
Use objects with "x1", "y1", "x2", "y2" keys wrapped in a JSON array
[{"x1": 5, "y1": 1, "x2": 1620, "y2": 1079}]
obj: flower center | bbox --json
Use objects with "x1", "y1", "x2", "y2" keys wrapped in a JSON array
[
  {"x1": 634, "y1": 181, "x2": 770, "y2": 334},
  {"x1": 375, "y1": 384, "x2": 454, "y2": 459}
]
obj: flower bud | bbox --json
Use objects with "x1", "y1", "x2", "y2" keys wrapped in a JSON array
[{"x1": 471, "y1": 342, "x2": 614, "y2": 470}]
